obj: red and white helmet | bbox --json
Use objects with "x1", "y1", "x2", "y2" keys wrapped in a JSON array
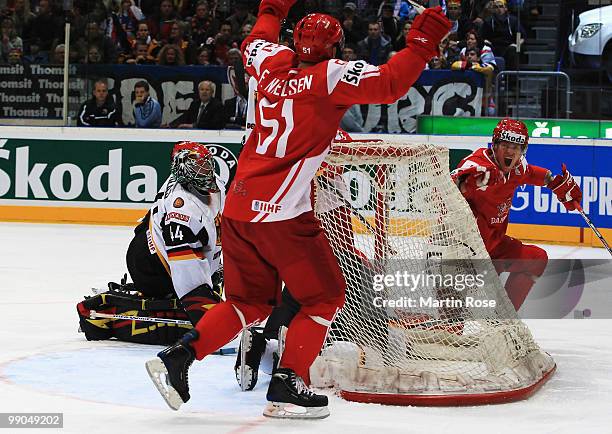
[
  {"x1": 492, "y1": 118, "x2": 529, "y2": 154},
  {"x1": 170, "y1": 141, "x2": 218, "y2": 192},
  {"x1": 293, "y1": 13, "x2": 344, "y2": 63}
]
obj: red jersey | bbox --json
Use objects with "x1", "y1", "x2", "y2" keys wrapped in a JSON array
[
  {"x1": 222, "y1": 14, "x2": 430, "y2": 223},
  {"x1": 453, "y1": 148, "x2": 549, "y2": 253}
]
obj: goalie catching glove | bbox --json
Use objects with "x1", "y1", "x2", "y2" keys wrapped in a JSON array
[{"x1": 548, "y1": 164, "x2": 582, "y2": 211}]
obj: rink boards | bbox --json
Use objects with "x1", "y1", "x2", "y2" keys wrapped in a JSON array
[{"x1": 0, "y1": 126, "x2": 610, "y2": 247}]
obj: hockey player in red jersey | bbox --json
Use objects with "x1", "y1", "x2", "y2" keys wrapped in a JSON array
[
  {"x1": 451, "y1": 118, "x2": 583, "y2": 310},
  {"x1": 146, "y1": 0, "x2": 451, "y2": 419}
]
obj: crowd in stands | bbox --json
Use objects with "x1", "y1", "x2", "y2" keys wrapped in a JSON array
[
  {"x1": 0, "y1": 0, "x2": 528, "y2": 69},
  {"x1": 0, "y1": 0, "x2": 532, "y2": 125}
]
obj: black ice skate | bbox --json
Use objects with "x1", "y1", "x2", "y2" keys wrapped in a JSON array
[
  {"x1": 145, "y1": 329, "x2": 198, "y2": 410},
  {"x1": 235, "y1": 327, "x2": 266, "y2": 391},
  {"x1": 264, "y1": 368, "x2": 330, "y2": 419}
]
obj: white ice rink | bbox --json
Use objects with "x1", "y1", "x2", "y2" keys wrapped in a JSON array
[{"x1": 1, "y1": 222, "x2": 611, "y2": 434}]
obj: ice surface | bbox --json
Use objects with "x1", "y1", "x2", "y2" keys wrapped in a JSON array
[{"x1": 0, "y1": 222, "x2": 611, "y2": 433}]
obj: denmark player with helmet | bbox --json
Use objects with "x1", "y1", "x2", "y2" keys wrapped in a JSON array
[
  {"x1": 127, "y1": 141, "x2": 225, "y2": 326},
  {"x1": 451, "y1": 119, "x2": 582, "y2": 310},
  {"x1": 146, "y1": 0, "x2": 451, "y2": 418}
]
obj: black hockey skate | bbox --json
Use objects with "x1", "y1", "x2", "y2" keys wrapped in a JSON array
[
  {"x1": 264, "y1": 368, "x2": 330, "y2": 419},
  {"x1": 235, "y1": 327, "x2": 266, "y2": 391},
  {"x1": 145, "y1": 329, "x2": 198, "y2": 410}
]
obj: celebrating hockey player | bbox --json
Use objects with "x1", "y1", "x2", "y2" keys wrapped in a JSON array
[
  {"x1": 233, "y1": 129, "x2": 373, "y2": 392},
  {"x1": 451, "y1": 118, "x2": 583, "y2": 310},
  {"x1": 126, "y1": 141, "x2": 225, "y2": 325},
  {"x1": 145, "y1": 0, "x2": 451, "y2": 419}
]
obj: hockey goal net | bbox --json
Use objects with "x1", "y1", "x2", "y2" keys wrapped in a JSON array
[{"x1": 311, "y1": 140, "x2": 555, "y2": 406}]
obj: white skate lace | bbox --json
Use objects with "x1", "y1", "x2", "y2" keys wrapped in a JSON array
[{"x1": 292, "y1": 374, "x2": 315, "y2": 398}]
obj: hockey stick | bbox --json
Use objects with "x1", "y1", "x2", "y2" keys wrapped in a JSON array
[
  {"x1": 90, "y1": 310, "x2": 192, "y2": 325},
  {"x1": 89, "y1": 310, "x2": 237, "y2": 354},
  {"x1": 574, "y1": 202, "x2": 612, "y2": 257},
  {"x1": 407, "y1": 0, "x2": 425, "y2": 14}
]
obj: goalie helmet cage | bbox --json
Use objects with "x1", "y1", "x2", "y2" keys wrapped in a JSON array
[{"x1": 311, "y1": 140, "x2": 556, "y2": 406}]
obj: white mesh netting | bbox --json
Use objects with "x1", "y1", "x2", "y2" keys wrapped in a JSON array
[{"x1": 311, "y1": 140, "x2": 555, "y2": 405}]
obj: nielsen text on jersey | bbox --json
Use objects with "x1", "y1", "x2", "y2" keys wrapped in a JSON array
[{"x1": 260, "y1": 71, "x2": 313, "y2": 97}]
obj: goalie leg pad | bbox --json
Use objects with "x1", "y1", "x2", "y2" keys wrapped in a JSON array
[{"x1": 179, "y1": 284, "x2": 222, "y2": 325}]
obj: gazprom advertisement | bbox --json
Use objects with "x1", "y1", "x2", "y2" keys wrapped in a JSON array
[{"x1": 509, "y1": 142, "x2": 611, "y2": 230}]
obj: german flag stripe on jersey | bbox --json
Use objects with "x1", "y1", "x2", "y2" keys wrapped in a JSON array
[{"x1": 167, "y1": 246, "x2": 204, "y2": 261}]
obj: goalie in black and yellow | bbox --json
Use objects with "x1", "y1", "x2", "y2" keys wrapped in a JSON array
[{"x1": 78, "y1": 141, "x2": 225, "y2": 344}]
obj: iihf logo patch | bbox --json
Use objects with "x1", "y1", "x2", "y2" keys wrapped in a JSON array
[
  {"x1": 252, "y1": 200, "x2": 282, "y2": 214},
  {"x1": 173, "y1": 197, "x2": 184, "y2": 208}
]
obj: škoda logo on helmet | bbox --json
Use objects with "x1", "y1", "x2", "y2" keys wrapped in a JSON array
[{"x1": 499, "y1": 130, "x2": 526, "y2": 145}]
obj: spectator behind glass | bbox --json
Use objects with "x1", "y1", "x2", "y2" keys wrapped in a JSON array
[
  {"x1": 173, "y1": 80, "x2": 225, "y2": 130},
  {"x1": 226, "y1": 47, "x2": 241, "y2": 66},
  {"x1": 453, "y1": 47, "x2": 494, "y2": 76},
  {"x1": 481, "y1": 0, "x2": 524, "y2": 70},
  {"x1": 357, "y1": 20, "x2": 392, "y2": 66},
  {"x1": 235, "y1": 23, "x2": 252, "y2": 48},
  {"x1": 338, "y1": 2, "x2": 365, "y2": 46},
  {"x1": 0, "y1": 16, "x2": 23, "y2": 63},
  {"x1": 50, "y1": 43, "x2": 65, "y2": 64},
  {"x1": 428, "y1": 54, "x2": 447, "y2": 69},
  {"x1": 379, "y1": 2, "x2": 400, "y2": 42},
  {"x1": 77, "y1": 79, "x2": 119, "y2": 127},
  {"x1": 86, "y1": 45, "x2": 104, "y2": 64},
  {"x1": 133, "y1": 80, "x2": 162, "y2": 128},
  {"x1": 126, "y1": 41, "x2": 157, "y2": 64},
  {"x1": 168, "y1": 20, "x2": 195, "y2": 64},
  {"x1": 227, "y1": 1, "x2": 256, "y2": 37},
  {"x1": 460, "y1": 0, "x2": 489, "y2": 29},
  {"x1": 442, "y1": 32, "x2": 461, "y2": 64},
  {"x1": 213, "y1": 21, "x2": 236, "y2": 65},
  {"x1": 23, "y1": 37, "x2": 48, "y2": 63},
  {"x1": 7, "y1": 47, "x2": 23, "y2": 64},
  {"x1": 460, "y1": 29, "x2": 496, "y2": 68},
  {"x1": 196, "y1": 45, "x2": 217, "y2": 65},
  {"x1": 132, "y1": 21, "x2": 160, "y2": 59},
  {"x1": 447, "y1": 0, "x2": 475, "y2": 42},
  {"x1": 223, "y1": 85, "x2": 248, "y2": 129},
  {"x1": 157, "y1": 43, "x2": 186, "y2": 66},
  {"x1": 341, "y1": 44, "x2": 357, "y2": 62},
  {"x1": 147, "y1": 0, "x2": 177, "y2": 42},
  {"x1": 29, "y1": 0, "x2": 60, "y2": 52},
  {"x1": 118, "y1": 0, "x2": 143, "y2": 39},
  {"x1": 12, "y1": 0, "x2": 35, "y2": 38},
  {"x1": 191, "y1": 1, "x2": 220, "y2": 46},
  {"x1": 85, "y1": 21, "x2": 118, "y2": 63},
  {"x1": 393, "y1": 19, "x2": 412, "y2": 51}
]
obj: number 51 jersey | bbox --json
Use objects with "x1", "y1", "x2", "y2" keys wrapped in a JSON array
[{"x1": 223, "y1": 37, "x2": 428, "y2": 223}]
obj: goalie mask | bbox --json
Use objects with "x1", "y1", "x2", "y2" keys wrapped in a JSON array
[
  {"x1": 491, "y1": 118, "x2": 529, "y2": 173},
  {"x1": 170, "y1": 141, "x2": 219, "y2": 192},
  {"x1": 293, "y1": 13, "x2": 344, "y2": 63}
]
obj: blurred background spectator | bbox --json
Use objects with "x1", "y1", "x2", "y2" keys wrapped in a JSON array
[
  {"x1": 339, "y1": 2, "x2": 365, "y2": 46},
  {"x1": 157, "y1": 43, "x2": 185, "y2": 65},
  {"x1": 357, "y1": 20, "x2": 392, "y2": 66},
  {"x1": 77, "y1": 79, "x2": 119, "y2": 127},
  {"x1": 481, "y1": 0, "x2": 523, "y2": 70},
  {"x1": 133, "y1": 80, "x2": 161, "y2": 128},
  {"x1": 172, "y1": 80, "x2": 225, "y2": 129},
  {"x1": 1, "y1": 16, "x2": 23, "y2": 63},
  {"x1": 460, "y1": 29, "x2": 496, "y2": 69}
]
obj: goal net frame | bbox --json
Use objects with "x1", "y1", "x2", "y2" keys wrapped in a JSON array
[{"x1": 311, "y1": 139, "x2": 556, "y2": 406}]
